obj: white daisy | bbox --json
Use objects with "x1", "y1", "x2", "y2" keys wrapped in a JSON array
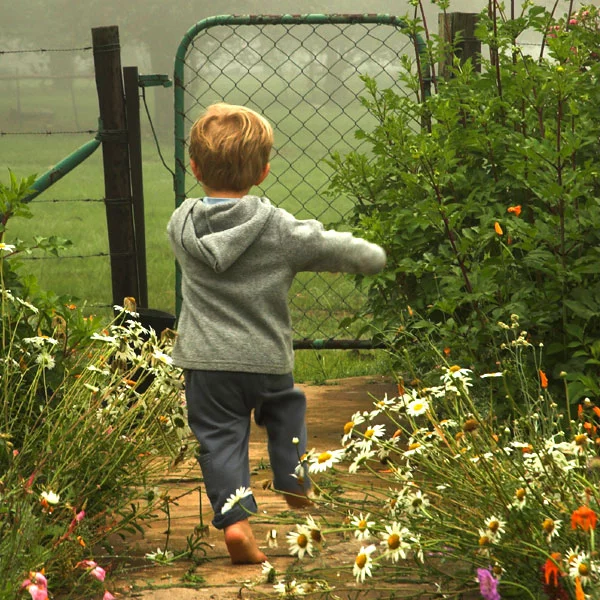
[
  {"x1": 542, "y1": 517, "x2": 562, "y2": 543},
  {"x1": 307, "y1": 448, "x2": 345, "y2": 473},
  {"x1": 261, "y1": 560, "x2": 276, "y2": 583},
  {"x1": 368, "y1": 394, "x2": 396, "y2": 419},
  {"x1": 406, "y1": 397, "x2": 429, "y2": 417},
  {"x1": 348, "y1": 445, "x2": 376, "y2": 473},
  {"x1": 152, "y1": 349, "x2": 173, "y2": 365},
  {"x1": 15, "y1": 297, "x2": 39, "y2": 314},
  {"x1": 41, "y1": 490, "x2": 60, "y2": 505},
  {"x1": 287, "y1": 525, "x2": 313, "y2": 559},
  {"x1": 342, "y1": 411, "x2": 366, "y2": 444},
  {"x1": 404, "y1": 489, "x2": 430, "y2": 515},
  {"x1": 35, "y1": 351, "x2": 56, "y2": 371},
  {"x1": 273, "y1": 579, "x2": 306, "y2": 596},
  {"x1": 362, "y1": 423, "x2": 387, "y2": 441},
  {"x1": 568, "y1": 551, "x2": 593, "y2": 586},
  {"x1": 221, "y1": 486, "x2": 252, "y2": 514},
  {"x1": 305, "y1": 515, "x2": 324, "y2": 546},
  {"x1": 379, "y1": 522, "x2": 411, "y2": 562},
  {"x1": 351, "y1": 512, "x2": 375, "y2": 541},
  {"x1": 0, "y1": 242, "x2": 16, "y2": 253},
  {"x1": 484, "y1": 516, "x2": 506, "y2": 541},
  {"x1": 353, "y1": 544, "x2": 377, "y2": 583},
  {"x1": 23, "y1": 336, "x2": 59, "y2": 348}
]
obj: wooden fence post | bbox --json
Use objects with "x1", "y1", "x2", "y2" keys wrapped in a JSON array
[
  {"x1": 439, "y1": 13, "x2": 481, "y2": 78},
  {"x1": 92, "y1": 25, "x2": 140, "y2": 306}
]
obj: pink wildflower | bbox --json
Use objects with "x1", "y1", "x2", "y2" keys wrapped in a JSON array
[
  {"x1": 103, "y1": 592, "x2": 116, "y2": 600},
  {"x1": 21, "y1": 572, "x2": 49, "y2": 600},
  {"x1": 25, "y1": 585, "x2": 48, "y2": 600},
  {"x1": 477, "y1": 567, "x2": 501, "y2": 600},
  {"x1": 76, "y1": 559, "x2": 107, "y2": 582},
  {"x1": 90, "y1": 566, "x2": 106, "y2": 582}
]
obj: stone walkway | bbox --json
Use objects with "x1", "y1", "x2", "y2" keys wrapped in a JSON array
[{"x1": 109, "y1": 376, "x2": 403, "y2": 600}]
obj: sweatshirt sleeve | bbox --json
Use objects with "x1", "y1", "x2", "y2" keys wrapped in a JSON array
[{"x1": 278, "y1": 210, "x2": 386, "y2": 275}]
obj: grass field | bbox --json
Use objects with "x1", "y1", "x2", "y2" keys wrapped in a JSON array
[{"x1": 0, "y1": 76, "x2": 393, "y2": 382}]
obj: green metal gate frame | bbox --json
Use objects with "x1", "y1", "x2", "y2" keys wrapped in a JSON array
[{"x1": 173, "y1": 14, "x2": 428, "y2": 349}]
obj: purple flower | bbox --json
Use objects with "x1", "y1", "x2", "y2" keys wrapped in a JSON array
[{"x1": 477, "y1": 568, "x2": 501, "y2": 600}]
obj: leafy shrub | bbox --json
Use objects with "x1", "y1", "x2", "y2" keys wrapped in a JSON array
[{"x1": 328, "y1": 3, "x2": 600, "y2": 403}]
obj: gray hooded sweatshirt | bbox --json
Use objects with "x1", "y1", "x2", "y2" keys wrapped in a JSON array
[{"x1": 167, "y1": 195, "x2": 386, "y2": 374}]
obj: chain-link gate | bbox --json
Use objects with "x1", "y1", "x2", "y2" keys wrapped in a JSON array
[{"x1": 174, "y1": 14, "x2": 427, "y2": 348}]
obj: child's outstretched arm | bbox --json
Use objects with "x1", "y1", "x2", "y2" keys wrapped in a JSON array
[{"x1": 278, "y1": 211, "x2": 386, "y2": 275}]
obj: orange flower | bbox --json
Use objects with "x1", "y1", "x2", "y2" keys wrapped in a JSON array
[
  {"x1": 575, "y1": 576, "x2": 585, "y2": 600},
  {"x1": 571, "y1": 505, "x2": 598, "y2": 532},
  {"x1": 539, "y1": 370, "x2": 548, "y2": 388},
  {"x1": 593, "y1": 406, "x2": 600, "y2": 418},
  {"x1": 494, "y1": 221, "x2": 503, "y2": 235},
  {"x1": 507, "y1": 205, "x2": 522, "y2": 216},
  {"x1": 578, "y1": 404, "x2": 584, "y2": 418},
  {"x1": 443, "y1": 347, "x2": 451, "y2": 356},
  {"x1": 543, "y1": 552, "x2": 562, "y2": 586}
]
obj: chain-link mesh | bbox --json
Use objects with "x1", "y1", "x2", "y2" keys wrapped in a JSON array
[{"x1": 174, "y1": 15, "x2": 423, "y2": 346}]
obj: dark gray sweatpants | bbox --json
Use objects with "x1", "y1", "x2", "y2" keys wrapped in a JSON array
[{"x1": 184, "y1": 370, "x2": 310, "y2": 530}]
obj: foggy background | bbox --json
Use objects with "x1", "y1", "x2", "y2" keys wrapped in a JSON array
[{"x1": 0, "y1": 0, "x2": 587, "y2": 136}]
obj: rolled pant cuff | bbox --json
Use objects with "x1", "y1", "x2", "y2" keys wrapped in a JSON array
[{"x1": 212, "y1": 495, "x2": 258, "y2": 530}]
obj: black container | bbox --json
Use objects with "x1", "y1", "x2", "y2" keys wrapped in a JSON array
[{"x1": 135, "y1": 308, "x2": 177, "y2": 336}]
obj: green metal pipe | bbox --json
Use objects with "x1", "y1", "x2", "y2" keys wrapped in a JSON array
[{"x1": 24, "y1": 134, "x2": 102, "y2": 203}]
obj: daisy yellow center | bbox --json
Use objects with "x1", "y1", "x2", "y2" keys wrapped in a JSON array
[
  {"x1": 408, "y1": 442, "x2": 421, "y2": 451},
  {"x1": 412, "y1": 498, "x2": 422, "y2": 508},
  {"x1": 575, "y1": 434, "x2": 587, "y2": 446},
  {"x1": 412, "y1": 402, "x2": 425, "y2": 412},
  {"x1": 387, "y1": 534, "x2": 400, "y2": 550},
  {"x1": 364, "y1": 428, "x2": 375, "y2": 439},
  {"x1": 318, "y1": 451, "x2": 332, "y2": 464},
  {"x1": 515, "y1": 488, "x2": 526, "y2": 500},
  {"x1": 358, "y1": 519, "x2": 368, "y2": 531},
  {"x1": 542, "y1": 518, "x2": 555, "y2": 533},
  {"x1": 449, "y1": 365, "x2": 462, "y2": 373},
  {"x1": 479, "y1": 535, "x2": 491, "y2": 546},
  {"x1": 579, "y1": 563, "x2": 590, "y2": 576},
  {"x1": 310, "y1": 529, "x2": 322, "y2": 543},
  {"x1": 488, "y1": 520, "x2": 500, "y2": 533},
  {"x1": 297, "y1": 534, "x2": 308, "y2": 548},
  {"x1": 343, "y1": 422, "x2": 354, "y2": 434},
  {"x1": 355, "y1": 554, "x2": 367, "y2": 569}
]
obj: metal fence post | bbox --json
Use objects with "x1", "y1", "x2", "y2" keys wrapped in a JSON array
[
  {"x1": 92, "y1": 25, "x2": 140, "y2": 306},
  {"x1": 124, "y1": 65, "x2": 148, "y2": 308}
]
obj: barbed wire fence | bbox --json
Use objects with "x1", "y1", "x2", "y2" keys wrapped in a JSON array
[{"x1": 0, "y1": 44, "x2": 115, "y2": 309}]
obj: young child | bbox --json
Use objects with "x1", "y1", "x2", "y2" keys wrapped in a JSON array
[{"x1": 167, "y1": 102, "x2": 386, "y2": 564}]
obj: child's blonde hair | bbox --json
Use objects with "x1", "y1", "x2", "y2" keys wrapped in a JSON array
[{"x1": 189, "y1": 103, "x2": 273, "y2": 192}]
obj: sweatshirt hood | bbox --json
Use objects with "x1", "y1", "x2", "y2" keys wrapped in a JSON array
[{"x1": 171, "y1": 195, "x2": 274, "y2": 273}]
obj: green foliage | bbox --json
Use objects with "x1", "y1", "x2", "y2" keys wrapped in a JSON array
[
  {"x1": 329, "y1": 4, "x2": 600, "y2": 403},
  {"x1": 0, "y1": 172, "x2": 192, "y2": 599}
]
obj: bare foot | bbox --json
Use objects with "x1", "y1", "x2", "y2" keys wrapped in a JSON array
[
  {"x1": 283, "y1": 492, "x2": 314, "y2": 510},
  {"x1": 224, "y1": 519, "x2": 267, "y2": 564}
]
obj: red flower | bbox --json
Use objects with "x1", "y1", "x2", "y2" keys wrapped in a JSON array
[{"x1": 571, "y1": 505, "x2": 598, "y2": 532}]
